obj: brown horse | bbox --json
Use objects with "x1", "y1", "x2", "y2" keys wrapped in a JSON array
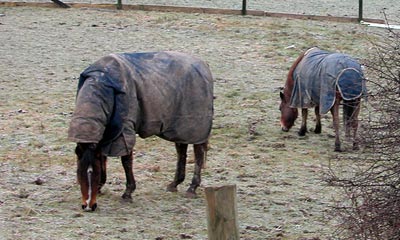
[
  {"x1": 68, "y1": 52, "x2": 213, "y2": 211},
  {"x1": 279, "y1": 47, "x2": 366, "y2": 152}
]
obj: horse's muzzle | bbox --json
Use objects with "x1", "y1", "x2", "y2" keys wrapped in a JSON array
[{"x1": 281, "y1": 127, "x2": 289, "y2": 132}]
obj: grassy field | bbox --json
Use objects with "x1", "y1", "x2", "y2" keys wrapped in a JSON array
[{"x1": 0, "y1": 6, "x2": 382, "y2": 239}]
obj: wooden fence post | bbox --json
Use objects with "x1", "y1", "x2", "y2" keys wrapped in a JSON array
[
  {"x1": 242, "y1": 0, "x2": 247, "y2": 15},
  {"x1": 205, "y1": 185, "x2": 239, "y2": 240}
]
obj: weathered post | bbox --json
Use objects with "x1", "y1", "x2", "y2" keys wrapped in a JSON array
[
  {"x1": 358, "y1": 0, "x2": 363, "y2": 22},
  {"x1": 205, "y1": 185, "x2": 239, "y2": 240},
  {"x1": 242, "y1": 0, "x2": 247, "y2": 15}
]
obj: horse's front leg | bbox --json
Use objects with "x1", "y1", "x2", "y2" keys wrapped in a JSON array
[
  {"x1": 314, "y1": 106, "x2": 322, "y2": 134},
  {"x1": 167, "y1": 143, "x2": 188, "y2": 192},
  {"x1": 331, "y1": 99, "x2": 341, "y2": 152},
  {"x1": 298, "y1": 108, "x2": 308, "y2": 136},
  {"x1": 121, "y1": 152, "x2": 136, "y2": 200},
  {"x1": 186, "y1": 143, "x2": 206, "y2": 198}
]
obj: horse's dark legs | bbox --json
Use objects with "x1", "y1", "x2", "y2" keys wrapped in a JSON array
[
  {"x1": 186, "y1": 143, "x2": 206, "y2": 198},
  {"x1": 351, "y1": 100, "x2": 361, "y2": 150},
  {"x1": 298, "y1": 108, "x2": 308, "y2": 136},
  {"x1": 121, "y1": 152, "x2": 136, "y2": 200},
  {"x1": 344, "y1": 107, "x2": 352, "y2": 140},
  {"x1": 314, "y1": 106, "x2": 322, "y2": 134},
  {"x1": 98, "y1": 155, "x2": 107, "y2": 193},
  {"x1": 331, "y1": 99, "x2": 341, "y2": 152},
  {"x1": 167, "y1": 143, "x2": 188, "y2": 192}
]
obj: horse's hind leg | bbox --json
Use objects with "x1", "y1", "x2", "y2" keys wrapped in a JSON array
[
  {"x1": 314, "y1": 106, "x2": 322, "y2": 134},
  {"x1": 331, "y1": 99, "x2": 341, "y2": 152},
  {"x1": 98, "y1": 155, "x2": 107, "y2": 194},
  {"x1": 121, "y1": 152, "x2": 136, "y2": 200},
  {"x1": 343, "y1": 100, "x2": 354, "y2": 139},
  {"x1": 351, "y1": 100, "x2": 361, "y2": 150},
  {"x1": 343, "y1": 105, "x2": 351, "y2": 140},
  {"x1": 298, "y1": 108, "x2": 308, "y2": 136},
  {"x1": 186, "y1": 143, "x2": 206, "y2": 198},
  {"x1": 167, "y1": 143, "x2": 188, "y2": 192}
]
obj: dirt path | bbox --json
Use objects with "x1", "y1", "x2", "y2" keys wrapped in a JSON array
[{"x1": 0, "y1": 6, "x2": 382, "y2": 239}]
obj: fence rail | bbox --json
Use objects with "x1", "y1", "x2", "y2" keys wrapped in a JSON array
[{"x1": 0, "y1": 0, "x2": 398, "y2": 23}]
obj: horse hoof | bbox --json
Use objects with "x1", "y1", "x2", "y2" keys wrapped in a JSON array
[
  {"x1": 166, "y1": 184, "x2": 178, "y2": 192},
  {"x1": 185, "y1": 191, "x2": 197, "y2": 199},
  {"x1": 82, "y1": 203, "x2": 97, "y2": 212},
  {"x1": 122, "y1": 193, "x2": 132, "y2": 200},
  {"x1": 298, "y1": 131, "x2": 306, "y2": 136},
  {"x1": 298, "y1": 128, "x2": 307, "y2": 136},
  {"x1": 334, "y1": 147, "x2": 342, "y2": 152}
]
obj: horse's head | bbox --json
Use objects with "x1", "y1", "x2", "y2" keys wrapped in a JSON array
[
  {"x1": 75, "y1": 143, "x2": 103, "y2": 211},
  {"x1": 279, "y1": 91, "x2": 298, "y2": 132}
]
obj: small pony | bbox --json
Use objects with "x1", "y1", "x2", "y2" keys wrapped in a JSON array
[
  {"x1": 279, "y1": 47, "x2": 367, "y2": 152},
  {"x1": 68, "y1": 51, "x2": 213, "y2": 211}
]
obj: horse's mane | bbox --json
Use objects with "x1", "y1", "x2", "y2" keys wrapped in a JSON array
[
  {"x1": 284, "y1": 48, "x2": 316, "y2": 99},
  {"x1": 78, "y1": 144, "x2": 97, "y2": 174}
]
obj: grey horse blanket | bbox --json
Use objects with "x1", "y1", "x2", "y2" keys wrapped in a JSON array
[
  {"x1": 290, "y1": 47, "x2": 367, "y2": 114},
  {"x1": 68, "y1": 51, "x2": 214, "y2": 157}
]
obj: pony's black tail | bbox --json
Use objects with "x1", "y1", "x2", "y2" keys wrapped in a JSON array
[{"x1": 343, "y1": 99, "x2": 360, "y2": 134}]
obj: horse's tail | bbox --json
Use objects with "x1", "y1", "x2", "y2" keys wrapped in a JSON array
[{"x1": 343, "y1": 99, "x2": 360, "y2": 134}]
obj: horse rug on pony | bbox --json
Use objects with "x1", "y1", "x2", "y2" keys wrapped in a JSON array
[
  {"x1": 290, "y1": 47, "x2": 367, "y2": 114},
  {"x1": 68, "y1": 51, "x2": 214, "y2": 156}
]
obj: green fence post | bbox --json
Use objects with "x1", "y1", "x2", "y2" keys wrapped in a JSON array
[
  {"x1": 117, "y1": 0, "x2": 122, "y2": 10},
  {"x1": 358, "y1": 0, "x2": 363, "y2": 22},
  {"x1": 242, "y1": 0, "x2": 247, "y2": 15}
]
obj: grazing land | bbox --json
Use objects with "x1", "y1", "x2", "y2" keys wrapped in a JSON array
[{"x1": 0, "y1": 5, "x2": 388, "y2": 240}]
